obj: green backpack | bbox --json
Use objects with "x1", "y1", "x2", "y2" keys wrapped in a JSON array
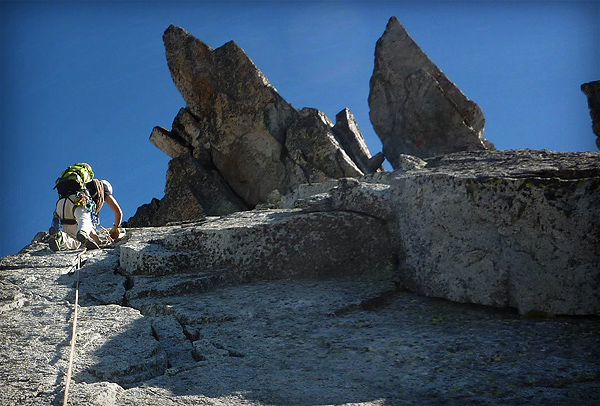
[{"x1": 54, "y1": 163, "x2": 95, "y2": 198}]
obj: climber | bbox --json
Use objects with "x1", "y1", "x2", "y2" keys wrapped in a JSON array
[{"x1": 49, "y1": 163, "x2": 123, "y2": 251}]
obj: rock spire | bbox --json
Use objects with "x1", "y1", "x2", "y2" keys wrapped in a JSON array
[{"x1": 369, "y1": 16, "x2": 494, "y2": 166}]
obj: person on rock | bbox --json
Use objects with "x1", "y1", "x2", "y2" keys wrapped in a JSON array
[{"x1": 49, "y1": 164, "x2": 123, "y2": 251}]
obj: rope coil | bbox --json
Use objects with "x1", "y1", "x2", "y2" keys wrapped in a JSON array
[{"x1": 63, "y1": 248, "x2": 86, "y2": 406}]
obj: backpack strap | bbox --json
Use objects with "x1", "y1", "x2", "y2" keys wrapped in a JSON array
[{"x1": 56, "y1": 196, "x2": 78, "y2": 225}]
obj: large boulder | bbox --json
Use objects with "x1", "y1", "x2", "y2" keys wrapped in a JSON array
[
  {"x1": 391, "y1": 149, "x2": 600, "y2": 315},
  {"x1": 369, "y1": 16, "x2": 494, "y2": 164}
]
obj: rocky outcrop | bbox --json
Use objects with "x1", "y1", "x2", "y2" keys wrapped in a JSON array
[
  {"x1": 131, "y1": 24, "x2": 386, "y2": 227},
  {"x1": 279, "y1": 149, "x2": 600, "y2": 316},
  {"x1": 3, "y1": 179, "x2": 600, "y2": 404},
  {"x1": 581, "y1": 80, "x2": 600, "y2": 149},
  {"x1": 136, "y1": 24, "x2": 375, "y2": 228},
  {"x1": 369, "y1": 17, "x2": 494, "y2": 165},
  {"x1": 133, "y1": 15, "x2": 505, "y2": 226},
  {"x1": 125, "y1": 155, "x2": 247, "y2": 227}
]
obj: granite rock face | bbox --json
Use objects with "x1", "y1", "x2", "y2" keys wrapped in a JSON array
[
  {"x1": 581, "y1": 80, "x2": 600, "y2": 149},
  {"x1": 369, "y1": 16, "x2": 494, "y2": 165},
  {"x1": 392, "y1": 149, "x2": 600, "y2": 316},
  {"x1": 3, "y1": 187, "x2": 600, "y2": 404},
  {"x1": 127, "y1": 148, "x2": 600, "y2": 318},
  {"x1": 280, "y1": 149, "x2": 600, "y2": 316},
  {"x1": 7, "y1": 16, "x2": 600, "y2": 406}
]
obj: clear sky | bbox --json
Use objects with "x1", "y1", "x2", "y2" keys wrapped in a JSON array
[{"x1": 1, "y1": 0, "x2": 598, "y2": 257}]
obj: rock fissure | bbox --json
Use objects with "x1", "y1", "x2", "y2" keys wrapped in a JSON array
[{"x1": 330, "y1": 283, "x2": 403, "y2": 317}]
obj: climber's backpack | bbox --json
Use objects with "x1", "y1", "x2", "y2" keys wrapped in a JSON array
[{"x1": 54, "y1": 163, "x2": 95, "y2": 198}]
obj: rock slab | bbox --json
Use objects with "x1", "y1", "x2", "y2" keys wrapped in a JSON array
[
  {"x1": 277, "y1": 149, "x2": 600, "y2": 316},
  {"x1": 121, "y1": 209, "x2": 396, "y2": 280},
  {"x1": 2, "y1": 238, "x2": 599, "y2": 406}
]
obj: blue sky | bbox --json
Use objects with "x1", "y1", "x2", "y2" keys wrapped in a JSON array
[{"x1": 1, "y1": 0, "x2": 598, "y2": 257}]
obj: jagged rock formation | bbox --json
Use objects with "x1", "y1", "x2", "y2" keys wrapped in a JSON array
[
  {"x1": 132, "y1": 25, "x2": 383, "y2": 226},
  {"x1": 581, "y1": 80, "x2": 600, "y2": 149},
  {"x1": 369, "y1": 17, "x2": 494, "y2": 165},
  {"x1": 132, "y1": 16, "x2": 504, "y2": 226},
  {"x1": 3, "y1": 149, "x2": 600, "y2": 404}
]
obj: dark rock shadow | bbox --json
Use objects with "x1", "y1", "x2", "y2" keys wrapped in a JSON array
[{"x1": 63, "y1": 264, "x2": 600, "y2": 405}]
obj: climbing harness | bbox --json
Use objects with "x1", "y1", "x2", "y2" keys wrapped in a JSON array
[
  {"x1": 74, "y1": 190, "x2": 96, "y2": 213},
  {"x1": 62, "y1": 248, "x2": 87, "y2": 406}
]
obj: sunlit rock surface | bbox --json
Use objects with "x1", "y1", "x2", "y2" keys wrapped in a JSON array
[
  {"x1": 3, "y1": 149, "x2": 600, "y2": 405},
  {"x1": 4, "y1": 16, "x2": 600, "y2": 406},
  {"x1": 2, "y1": 230, "x2": 599, "y2": 405}
]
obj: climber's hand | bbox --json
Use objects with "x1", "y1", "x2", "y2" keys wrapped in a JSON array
[{"x1": 109, "y1": 226, "x2": 120, "y2": 240}]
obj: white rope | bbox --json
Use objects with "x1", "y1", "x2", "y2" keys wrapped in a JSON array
[
  {"x1": 63, "y1": 248, "x2": 86, "y2": 406},
  {"x1": 99, "y1": 225, "x2": 115, "y2": 245}
]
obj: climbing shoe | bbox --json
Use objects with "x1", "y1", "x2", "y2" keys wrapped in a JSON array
[
  {"x1": 48, "y1": 230, "x2": 62, "y2": 252},
  {"x1": 49, "y1": 226, "x2": 58, "y2": 236},
  {"x1": 76, "y1": 231, "x2": 100, "y2": 250}
]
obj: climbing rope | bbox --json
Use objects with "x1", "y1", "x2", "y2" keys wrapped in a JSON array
[
  {"x1": 62, "y1": 248, "x2": 87, "y2": 406},
  {"x1": 60, "y1": 224, "x2": 122, "y2": 404},
  {"x1": 99, "y1": 225, "x2": 116, "y2": 245}
]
